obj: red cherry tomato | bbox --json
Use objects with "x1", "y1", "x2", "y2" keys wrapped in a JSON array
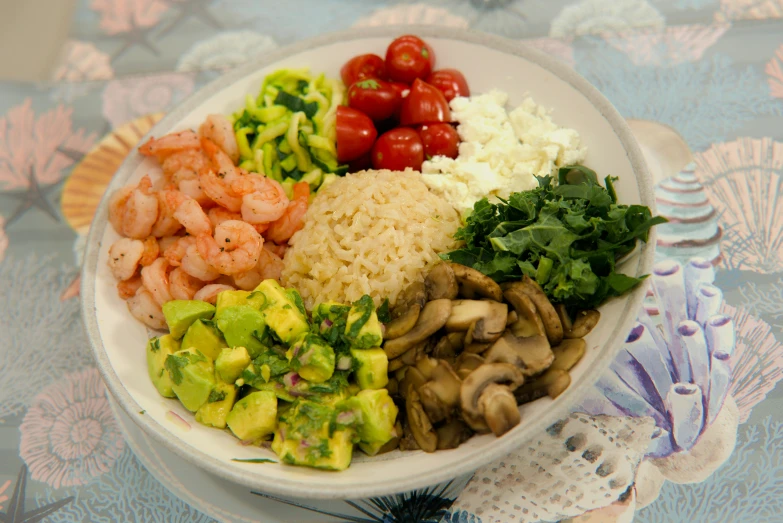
[
  {"x1": 387, "y1": 82, "x2": 410, "y2": 120},
  {"x1": 348, "y1": 151, "x2": 372, "y2": 173},
  {"x1": 426, "y1": 69, "x2": 470, "y2": 102},
  {"x1": 340, "y1": 54, "x2": 386, "y2": 87},
  {"x1": 348, "y1": 79, "x2": 402, "y2": 122},
  {"x1": 336, "y1": 106, "x2": 377, "y2": 163},
  {"x1": 419, "y1": 123, "x2": 459, "y2": 159},
  {"x1": 399, "y1": 78, "x2": 451, "y2": 126},
  {"x1": 385, "y1": 35, "x2": 435, "y2": 84},
  {"x1": 371, "y1": 128, "x2": 424, "y2": 171}
]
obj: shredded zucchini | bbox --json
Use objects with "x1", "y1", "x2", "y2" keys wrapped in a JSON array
[{"x1": 231, "y1": 69, "x2": 346, "y2": 191}]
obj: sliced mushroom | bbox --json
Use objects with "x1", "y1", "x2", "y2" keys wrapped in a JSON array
[
  {"x1": 388, "y1": 356, "x2": 406, "y2": 373},
  {"x1": 547, "y1": 371, "x2": 571, "y2": 399},
  {"x1": 432, "y1": 332, "x2": 464, "y2": 361},
  {"x1": 463, "y1": 301, "x2": 508, "y2": 343},
  {"x1": 436, "y1": 418, "x2": 473, "y2": 450},
  {"x1": 449, "y1": 263, "x2": 503, "y2": 301},
  {"x1": 555, "y1": 304, "x2": 572, "y2": 334},
  {"x1": 479, "y1": 383, "x2": 522, "y2": 436},
  {"x1": 384, "y1": 299, "x2": 452, "y2": 359},
  {"x1": 506, "y1": 310, "x2": 518, "y2": 326},
  {"x1": 398, "y1": 339, "x2": 430, "y2": 366},
  {"x1": 515, "y1": 368, "x2": 570, "y2": 404},
  {"x1": 399, "y1": 366, "x2": 428, "y2": 398},
  {"x1": 460, "y1": 363, "x2": 525, "y2": 433},
  {"x1": 399, "y1": 422, "x2": 420, "y2": 451},
  {"x1": 550, "y1": 338, "x2": 586, "y2": 371},
  {"x1": 406, "y1": 386, "x2": 438, "y2": 452},
  {"x1": 418, "y1": 360, "x2": 462, "y2": 423},
  {"x1": 484, "y1": 332, "x2": 554, "y2": 377},
  {"x1": 504, "y1": 277, "x2": 563, "y2": 345},
  {"x1": 504, "y1": 286, "x2": 546, "y2": 339},
  {"x1": 415, "y1": 356, "x2": 439, "y2": 379},
  {"x1": 386, "y1": 376, "x2": 399, "y2": 396},
  {"x1": 567, "y1": 310, "x2": 600, "y2": 339},
  {"x1": 385, "y1": 303, "x2": 421, "y2": 340},
  {"x1": 455, "y1": 353, "x2": 485, "y2": 380},
  {"x1": 464, "y1": 341, "x2": 492, "y2": 354},
  {"x1": 425, "y1": 263, "x2": 459, "y2": 301},
  {"x1": 391, "y1": 281, "x2": 427, "y2": 319},
  {"x1": 446, "y1": 300, "x2": 505, "y2": 332}
]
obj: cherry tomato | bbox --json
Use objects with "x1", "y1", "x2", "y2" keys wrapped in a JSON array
[
  {"x1": 419, "y1": 123, "x2": 459, "y2": 159},
  {"x1": 387, "y1": 82, "x2": 410, "y2": 120},
  {"x1": 371, "y1": 128, "x2": 424, "y2": 171},
  {"x1": 426, "y1": 69, "x2": 470, "y2": 102},
  {"x1": 399, "y1": 78, "x2": 451, "y2": 126},
  {"x1": 348, "y1": 79, "x2": 402, "y2": 122},
  {"x1": 385, "y1": 35, "x2": 435, "y2": 84},
  {"x1": 336, "y1": 106, "x2": 377, "y2": 163},
  {"x1": 340, "y1": 54, "x2": 386, "y2": 87},
  {"x1": 348, "y1": 151, "x2": 372, "y2": 173}
]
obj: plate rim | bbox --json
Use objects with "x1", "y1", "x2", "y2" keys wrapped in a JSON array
[{"x1": 81, "y1": 24, "x2": 656, "y2": 500}]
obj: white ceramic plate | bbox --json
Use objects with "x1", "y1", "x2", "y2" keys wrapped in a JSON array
[{"x1": 82, "y1": 25, "x2": 655, "y2": 500}]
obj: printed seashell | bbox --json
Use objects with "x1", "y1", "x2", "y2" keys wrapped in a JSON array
[
  {"x1": 654, "y1": 163, "x2": 722, "y2": 265},
  {"x1": 353, "y1": 4, "x2": 469, "y2": 28},
  {"x1": 634, "y1": 460, "x2": 665, "y2": 509},
  {"x1": 60, "y1": 113, "x2": 163, "y2": 234},
  {"x1": 566, "y1": 487, "x2": 636, "y2": 523},
  {"x1": 602, "y1": 24, "x2": 729, "y2": 67},
  {"x1": 582, "y1": 258, "x2": 736, "y2": 458},
  {"x1": 550, "y1": 0, "x2": 665, "y2": 38},
  {"x1": 768, "y1": 44, "x2": 783, "y2": 99},
  {"x1": 452, "y1": 413, "x2": 655, "y2": 522},
  {"x1": 693, "y1": 137, "x2": 783, "y2": 273}
]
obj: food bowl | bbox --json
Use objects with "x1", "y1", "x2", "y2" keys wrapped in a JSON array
[{"x1": 82, "y1": 25, "x2": 655, "y2": 500}]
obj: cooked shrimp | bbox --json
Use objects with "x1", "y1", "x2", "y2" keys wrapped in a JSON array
[
  {"x1": 196, "y1": 220, "x2": 263, "y2": 275},
  {"x1": 182, "y1": 244, "x2": 221, "y2": 281},
  {"x1": 163, "y1": 235, "x2": 196, "y2": 267},
  {"x1": 139, "y1": 130, "x2": 200, "y2": 160},
  {"x1": 169, "y1": 267, "x2": 205, "y2": 300},
  {"x1": 108, "y1": 186, "x2": 133, "y2": 235},
  {"x1": 158, "y1": 235, "x2": 180, "y2": 253},
  {"x1": 108, "y1": 238, "x2": 144, "y2": 281},
  {"x1": 163, "y1": 190, "x2": 212, "y2": 237},
  {"x1": 264, "y1": 242, "x2": 287, "y2": 259},
  {"x1": 122, "y1": 176, "x2": 159, "y2": 239},
  {"x1": 161, "y1": 148, "x2": 208, "y2": 178},
  {"x1": 141, "y1": 257, "x2": 173, "y2": 306},
  {"x1": 232, "y1": 268, "x2": 263, "y2": 291},
  {"x1": 117, "y1": 276, "x2": 143, "y2": 299},
  {"x1": 177, "y1": 178, "x2": 213, "y2": 207},
  {"x1": 199, "y1": 114, "x2": 239, "y2": 164},
  {"x1": 265, "y1": 182, "x2": 309, "y2": 244},
  {"x1": 139, "y1": 237, "x2": 160, "y2": 266},
  {"x1": 232, "y1": 244, "x2": 285, "y2": 290},
  {"x1": 231, "y1": 173, "x2": 289, "y2": 224},
  {"x1": 199, "y1": 138, "x2": 243, "y2": 212},
  {"x1": 193, "y1": 283, "x2": 235, "y2": 304},
  {"x1": 127, "y1": 287, "x2": 166, "y2": 330},
  {"x1": 208, "y1": 207, "x2": 242, "y2": 229},
  {"x1": 151, "y1": 191, "x2": 183, "y2": 238}
]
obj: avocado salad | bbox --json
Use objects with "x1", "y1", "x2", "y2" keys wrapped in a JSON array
[{"x1": 147, "y1": 280, "x2": 397, "y2": 471}]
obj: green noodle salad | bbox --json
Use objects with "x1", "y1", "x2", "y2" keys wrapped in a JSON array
[{"x1": 231, "y1": 69, "x2": 346, "y2": 196}]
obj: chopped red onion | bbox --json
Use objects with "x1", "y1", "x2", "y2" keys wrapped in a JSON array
[
  {"x1": 320, "y1": 319, "x2": 333, "y2": 333},
  {"x1": 336, "y1": 355, "x2": 353, "y2": 370},
  {"x1": 283, "y1": 372, "x2": 300, "y2": 388},
  {"x1": 165, "y1": 411, "x2": 191, "y2": 431}
]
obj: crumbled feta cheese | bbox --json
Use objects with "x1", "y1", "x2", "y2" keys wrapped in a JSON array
[{"x1": 421, "y1": 90, "x2": 587, "y2": 213}]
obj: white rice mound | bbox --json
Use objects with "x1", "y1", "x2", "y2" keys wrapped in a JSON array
[{"x1": 282, "y1": 169, "x2": 461, "y2": 310}]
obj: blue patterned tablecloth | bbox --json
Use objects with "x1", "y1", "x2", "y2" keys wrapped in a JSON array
[{"x1": 2, "y1": 1, "x2": 783, "y2": 521}]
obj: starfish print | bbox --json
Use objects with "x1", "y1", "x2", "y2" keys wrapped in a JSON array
[
  {"x1": 0, "y1": 465, "x2": 73, "y2": 523},
  {"x1": 156, "y1": 0, "x2": 224, "y2": 39},
  {"x1": 3, "y1": 167, "x2": 61, "y2": 228},
  {"x1": 102, "y1": 19, "x2": 161, "y2": 62}
]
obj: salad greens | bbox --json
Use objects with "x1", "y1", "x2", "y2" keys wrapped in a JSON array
[{"x1": 441, "y1": 166, "x2": 667, "y2": 312}]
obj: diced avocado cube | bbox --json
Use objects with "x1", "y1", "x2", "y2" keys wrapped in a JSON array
[
  {"x1": 162, "y1": 300, "x2": 215, "y2": 339},
  {"x1": 215, "y1": 305, "x2": 268, "y2": 358},
  {"x1": 271, "y1": 399, "x2": 355, "y2": 471},
  {"x1": 165, "y1": 348, "x2": 215, "y2": 412},
  {"x1": 146, "y1": 335, "x2": 180, "y2": 398},
  {"x1": 195, "y1": 381, "x2": 238, "y2": 429},
  {"x1": 215, "y1": 289, "x2": 267, "y2": 315},
  {"x1": 312, "y1": 301, "x2": 350, "y2": 326},
  {"x1": 215, "y1": 346, "x2": 251, "y2": 384},
  {"x1": 340, "y1": 389, "x2": 399, "y2": 456},
  {"x1": 226, "y1": 390, "x2": 278, "y2": 442},
  {"x1": 350, "y1": 348, "x2": 388, "y2": 390},
  {"x1": 286, "y1": 333, "x2": 335, "y2": 383},
  {"x1": 181, "y1": 319, "x2": 227, "y2": 360},
  {"x1": 240, "y1": 348, "x2": 291, "y2": 387},
  {"x1": 252, "y1": 381, "x2": 296, "y2": 402},
  {"x1": 254, "y1": 280, "x2": 309, "y2": 344},
  {"x1": 345, "y1": 295, "x2": 383, "y2": 349}
]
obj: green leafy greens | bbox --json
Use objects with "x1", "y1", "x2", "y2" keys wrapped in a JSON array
[{"x1": 440, "y1": 166, "x2": 667, "y2": 311}]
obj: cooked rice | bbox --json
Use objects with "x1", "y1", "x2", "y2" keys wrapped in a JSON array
[{"x1": 281, "y1": 169, "x2": 461, "y2": 310}]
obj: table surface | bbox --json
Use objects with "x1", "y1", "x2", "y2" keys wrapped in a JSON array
[{"x1": 1, "y1": 1, "x2": 783, "y2": 522}]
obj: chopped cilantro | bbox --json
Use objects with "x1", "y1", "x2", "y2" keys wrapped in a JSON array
[
  {"x1": 208, "y1": 390, "x2": 226, "y2": 403},
  {"x1": 149, "y1": 337, "x2": 161, "y2": 352}
]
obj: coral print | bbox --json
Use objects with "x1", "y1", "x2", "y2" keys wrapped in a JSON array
[
  {"x1": 693, "y1": 137, "x2": 783, "y2": 273},
  {"x1": 53, "y1": 40, "x2": 114, "y2": 82},
  {"x1": 0, "y1": 99, "x2": 96, "y2": 190},
  {"x1": 550, "y1": 0, "x2": 665, "y2": 38},
  {"x1": 602, "y1": 24, "x2": 729, "y2": 67},
  {"x1": 19, "y1": 368, "x2": 124, "y2": 489},
  {"x1": 176, "y1": 31, "x2": 277, "y2": 73},
  {"x1": 91, "y1": 0, "x2": 170, "y2": 34},
  {"x1": 766, "y1": 44, "x2": 783, "y2": 98},
  {"x1": 353, "y1": 4, "x2": 470, "y2": 28},
  {"x1": 715, "y1": 0, "x2": 783, "y2": 21},
  {"x1": 101, "y1": 73, "x2": 194, "y2": 128}
]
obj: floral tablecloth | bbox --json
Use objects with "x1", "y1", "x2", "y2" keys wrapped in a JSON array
[{"x1": 2, "y1": 1, "x2": 783, "y2": 522}]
